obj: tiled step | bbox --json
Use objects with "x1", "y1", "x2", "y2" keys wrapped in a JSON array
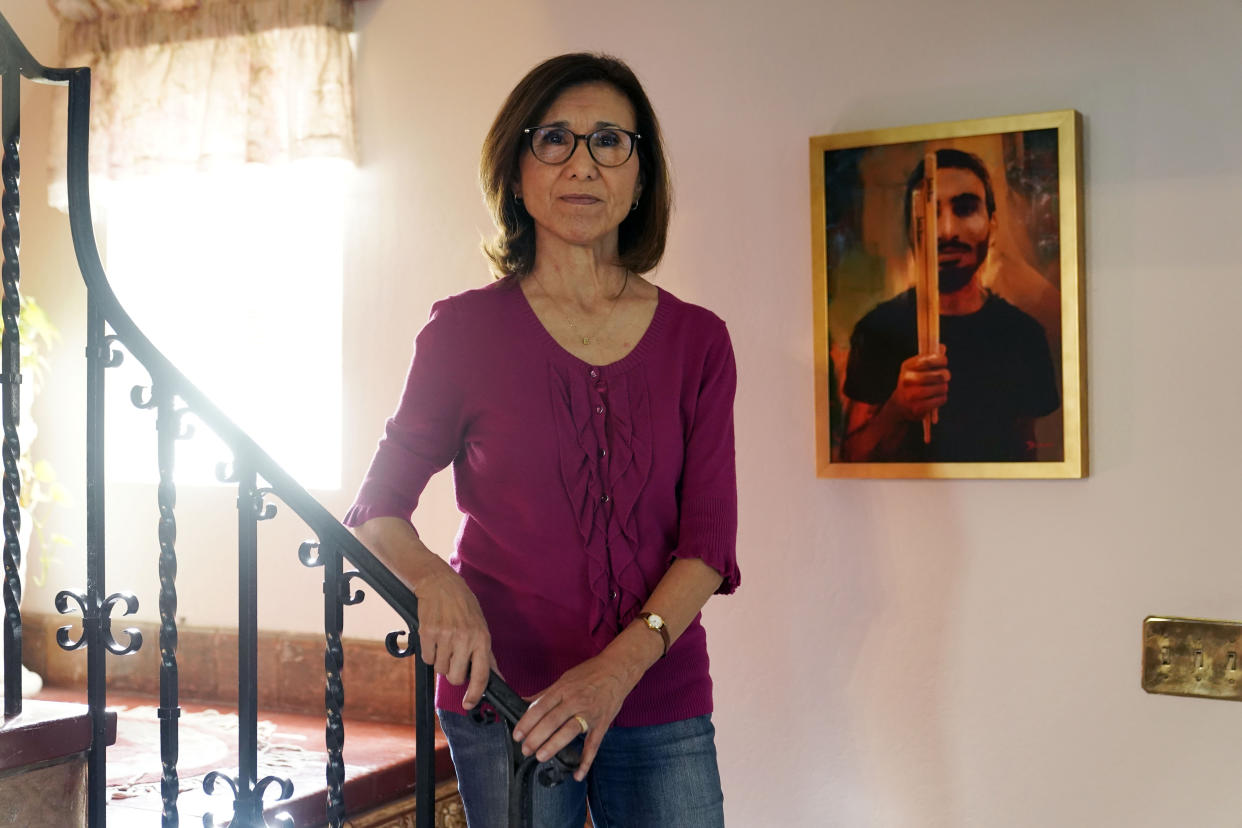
[
  {"x1": 36, "y1": 686, "x2": 457, "y2": 827},
  {"x1": 0, "y1": 698, "x2": 118, "y2": 828}
]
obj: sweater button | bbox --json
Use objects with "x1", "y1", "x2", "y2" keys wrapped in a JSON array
[
  {"x1": 589, "y1": 368, "x2": 599, "y2": 378},
  {"x1": 599, "y1": 448, "x2": 607, "y2": 458},
  {"x1": 610, "y1": 591, "x2": 618, "y2": 601},
  {"x1": 595, "y1": 405, "x2": 605, "y2": 415},
  {"x1": 600, "y1": 493, "x2": 610, "y2": 504}
]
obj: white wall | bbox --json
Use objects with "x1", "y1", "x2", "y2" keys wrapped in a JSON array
[{"x1": 8, "y1": 0, "x2": 1242, "y2": 824}]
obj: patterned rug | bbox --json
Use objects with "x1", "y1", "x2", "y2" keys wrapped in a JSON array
[{"x1": 107, "y1": 705, "x2": 310, "y2": 802}]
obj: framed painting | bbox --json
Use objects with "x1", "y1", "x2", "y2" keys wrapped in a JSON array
[{"x1": 811, "y1": 110, "x2": 1086, "y2": 479}]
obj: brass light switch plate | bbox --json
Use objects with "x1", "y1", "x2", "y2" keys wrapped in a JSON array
[{"x1": 1143, "y1": 616, "x2": 1242, "y2": 701}]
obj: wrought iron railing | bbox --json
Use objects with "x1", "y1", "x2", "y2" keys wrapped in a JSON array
[{"x1": 0, "y1": 13, "x2": 577, "y2": 828}]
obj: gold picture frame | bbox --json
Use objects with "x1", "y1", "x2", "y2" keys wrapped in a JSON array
[{"x1": 811, "y1": 110, "x2": 1086, "y2": 479}]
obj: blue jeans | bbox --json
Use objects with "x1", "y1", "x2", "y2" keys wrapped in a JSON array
[{"x1": 438, "y1": 709, "x2": 725, "y2": 828}]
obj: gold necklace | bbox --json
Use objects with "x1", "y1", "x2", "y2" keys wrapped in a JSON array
[{"x1": 535, "y1": 272, "x2": 629, "y2": 346}]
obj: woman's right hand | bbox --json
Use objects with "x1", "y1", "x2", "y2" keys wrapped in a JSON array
[
  {"x1": 409, "y1": 557, "x2": 494, "y2": 709},
  {"x1": 353, "y1": 517, "x2": 494, "y2": 710}
]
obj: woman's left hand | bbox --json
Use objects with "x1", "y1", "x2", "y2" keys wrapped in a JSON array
[
  {"x1": 511, "y1": 651, "x2": 641, "y2": 782},
  {"x1": 512, "y1": 560, "x2": 722, "y2": 781}
]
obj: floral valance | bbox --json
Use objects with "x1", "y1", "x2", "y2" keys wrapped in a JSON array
[{"x1": 47, "y1": 0, "x2": 357, "y2": 209}]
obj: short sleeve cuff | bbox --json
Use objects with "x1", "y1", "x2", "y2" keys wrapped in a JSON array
[
  {"x1": 675, "y1": 496, "x2": 740, "y2": 595},
  {"x1": 342, "y1": 493, "x2": 421, "y2": 539}
]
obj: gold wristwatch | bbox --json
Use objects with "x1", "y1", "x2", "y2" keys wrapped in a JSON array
[{"x1": 637, "y1": 611, "x2": 669, "y2": 658}]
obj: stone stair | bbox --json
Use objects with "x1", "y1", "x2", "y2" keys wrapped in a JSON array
[
  {"x1": 0, "y1": 698, "x2": 117, "y2": 828},
  {"x1": 36, "y1": 686, "x2": 460, "y2": 827}
]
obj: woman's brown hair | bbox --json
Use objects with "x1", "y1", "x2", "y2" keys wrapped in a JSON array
[{"x1": 479, "y1": 53, "x2": 672, "y2": 279}]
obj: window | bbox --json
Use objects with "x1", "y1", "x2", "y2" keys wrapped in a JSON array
[{"x1": 102, "y1": 159, "x2": 348, "y2": 490}]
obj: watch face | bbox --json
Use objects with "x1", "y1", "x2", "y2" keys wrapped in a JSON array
[{"x1": 647, "y1": 613, "x2": 665, "y2": 629}]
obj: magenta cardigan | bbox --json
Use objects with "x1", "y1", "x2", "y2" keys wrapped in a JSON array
[{"x1": 344, "y1": 278, "x2": 739, "y2": 727}]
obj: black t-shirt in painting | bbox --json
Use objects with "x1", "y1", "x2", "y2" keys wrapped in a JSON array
[{"x1": 843, "y1": 288, "x2": 1060, "y2": 462}]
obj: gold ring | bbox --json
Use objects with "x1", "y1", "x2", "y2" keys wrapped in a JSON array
[{"x1": 573, "y1": 714, "x2": 589, "y2": 735}]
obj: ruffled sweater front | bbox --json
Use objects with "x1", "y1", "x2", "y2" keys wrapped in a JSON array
[{"x1": 345, "y1": 279, "x2": 739, "y2": 727}]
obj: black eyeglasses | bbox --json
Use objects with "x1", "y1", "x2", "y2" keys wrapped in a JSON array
[{"x1": 523, "y1": 126, "x2": 641, "y2": 167}]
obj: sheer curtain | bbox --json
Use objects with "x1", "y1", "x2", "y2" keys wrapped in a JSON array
[
  {"x1": 46, "y1": 0, "x2": 357, "y2": 209},
  {"x1": 43, "y1": 0, "x2": 357, "y2": 487}
]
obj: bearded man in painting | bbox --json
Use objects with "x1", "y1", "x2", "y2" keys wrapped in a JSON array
[{"x1": 839, "y1": 149, "x2": 1059, "y2": 463}]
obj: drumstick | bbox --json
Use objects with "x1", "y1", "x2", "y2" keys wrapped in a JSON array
[
  {"x1": 923, "y1": 152, "x2": 940, "y2": 435},
  {"x1": 912, "y1": 152, "x2": 939, "y2": 444},
  {"x1": 913, "y1": 186, "x2": 928, "y2": 376}
]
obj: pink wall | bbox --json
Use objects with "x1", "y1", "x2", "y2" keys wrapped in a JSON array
[{"x1": 9, "y1": 0, "x2": 1242, "y2": 824}]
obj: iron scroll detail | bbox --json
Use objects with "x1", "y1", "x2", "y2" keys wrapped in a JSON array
[
  {"x1": 53, "y1": 588, "x2": 143, "y2": 656},
  {"x1": 201, "y1": 771, "x2": 296, "y2": 828}
]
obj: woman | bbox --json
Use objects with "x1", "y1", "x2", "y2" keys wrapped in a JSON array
[{"x1": 346, "y1": 53, "x2": 739, "y2": 827}]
